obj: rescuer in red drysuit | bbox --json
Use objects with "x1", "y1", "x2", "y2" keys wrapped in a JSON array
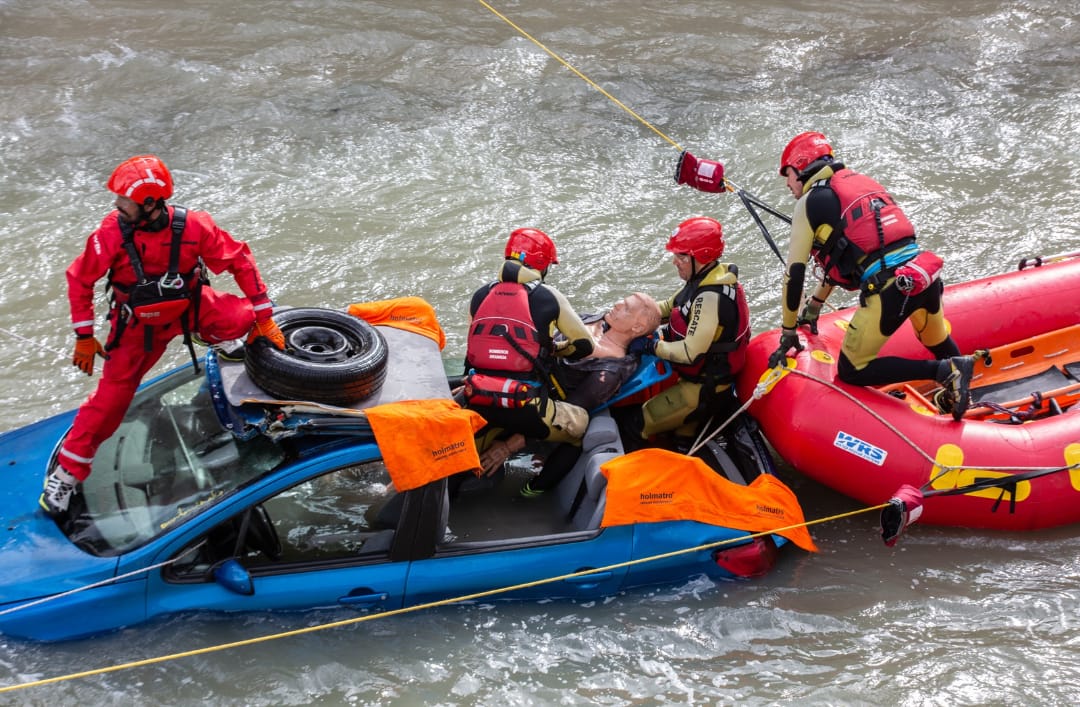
[{"x1": 40, "y1": 155, "x2": 285, "y2": 516}]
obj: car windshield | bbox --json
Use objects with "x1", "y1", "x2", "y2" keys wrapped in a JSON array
[{"x1": 62, "y1": 365, "x2": 286, "y2": 556}]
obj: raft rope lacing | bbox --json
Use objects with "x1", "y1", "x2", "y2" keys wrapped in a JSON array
[
  {"x1": 0, "y1": 501, "x2": 879, "y2": 695},
  {"x1": 775, "y1": 364, "x2": 1080, "y2": 484}
]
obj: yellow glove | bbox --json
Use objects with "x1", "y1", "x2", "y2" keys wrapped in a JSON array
[
  {"x1": 72, "y1": 335, "x2": 107, "y2": 376},
  {"x1": 247, "y1": 318, "x2": 285, "y2": 350}
]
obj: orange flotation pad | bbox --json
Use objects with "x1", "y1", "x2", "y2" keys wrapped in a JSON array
[
  {"x1": 347, "y1": 296, "x2": 447, "y2": 349},
  {"x1": 365, "y1": 399, "x2": 487, "y2": 491},
  {"x1": 600, "y1": 448, "x2": 818, "y2": 552}
]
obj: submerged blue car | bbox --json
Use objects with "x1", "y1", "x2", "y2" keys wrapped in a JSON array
[{"x1": 0, "y1": 310, "x2": 793, "y2": 642}]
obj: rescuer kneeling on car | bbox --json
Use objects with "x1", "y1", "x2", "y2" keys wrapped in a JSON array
[{"x1": 462, "y1": 228, "x2": 595, "y2": 466}]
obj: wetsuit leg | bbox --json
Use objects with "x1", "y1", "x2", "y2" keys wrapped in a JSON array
[
  {"x1": 473, "y1": 405, "x2": 551, "y2": 441},
  {"x1": 837, "y1": 352, "x2": 942, "y2": 386},
  {"x1": 927, "y1": 338, "x2": 961, "y2": 359},
  {"x1": 698, "y1": 382, "x2": 741, "y2": 425},
  {"x1": 541, "y1": 399, "x2": 589, "y2": 443},
  {"x1": 473, "y1": 398, "x2": 588, "y2": 445},
  {"x1": 531, "y1": 443, "x2": 584, "y2": 491},
  {"x1": 640, "y1": 378, "x2": 702, "y2": 438},
  {"x1": 838, "y1": 283, "x2": 942, "y2": 387},
  {"x1": 906, "y1": 280, "x2": 958, "y2": 356},
  {"x1": 672, "y1": 381, "x2": 740, "y2": 440}
]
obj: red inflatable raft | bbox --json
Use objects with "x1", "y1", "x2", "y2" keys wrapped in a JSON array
[{"x1": 737, "y1": 254, "x2": 1080, "y2": 530}]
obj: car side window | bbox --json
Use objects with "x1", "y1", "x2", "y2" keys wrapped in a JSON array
[
  {"x1": 167, "y1": 460, "x2": 398, "y2": 581},
  {"x1": 255, "y1": 461, "x2": 397, "y2": 566}
]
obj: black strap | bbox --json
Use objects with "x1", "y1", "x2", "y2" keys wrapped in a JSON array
[
  {"x1": 924, "y1": 464, "x2": 1072, "y2": 516},
  {"x1": 871, "y1": 199, "x2": 888, "y2": 285},
  {"x1": 566, "y1": 478, "x2": 589, "y2": 524},
  {"x1": 169, "y1": 207, "x2": 200, "y2": 375},
  {"x1": 735, "y1": 189, "x2": 787, "y2": 266},
  {"x1": 116, "y1": 207, "x2": 201, "y2": 374},
  {"x1": 118, "y1": 219, "x2": 147, "y2": 284},
  {"x1": 118, "y1": 205, "x2": 187, "y2": 284},
  {"x1": 168, "y1": 206, "x2": 187, "y2": 279}
]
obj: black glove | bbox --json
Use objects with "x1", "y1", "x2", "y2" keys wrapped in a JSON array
[
  {"x1": 797, "y1": 298, "x2": 824, "y2": 335},
  {"x1": 628, "y1": 334, "x2": 656, "y2": 356},
  {"x1": 880, "y1": 498, "x2": 908, "y2": 548},
  {"x1": 879, "y1": 484, "x2": 924, "y2": 547},
  {"x1": 767, "y1": 327, "x2": 802, "y2": 369}
]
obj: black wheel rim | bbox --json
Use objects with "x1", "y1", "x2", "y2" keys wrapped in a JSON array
[{"x1": 285, "y1": 324, "x2": 356, "y2": 363}]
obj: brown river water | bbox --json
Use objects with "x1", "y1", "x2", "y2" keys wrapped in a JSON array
[{"x1": 1, "y1": 1, "x2": 1079, "y2": 704}]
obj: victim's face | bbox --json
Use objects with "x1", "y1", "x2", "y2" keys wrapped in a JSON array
[{"x1": 605, "y1": 293, "x2": 661, "y2": 335}]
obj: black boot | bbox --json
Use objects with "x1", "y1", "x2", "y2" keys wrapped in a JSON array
[{"x1": 936, "y1": 356, "x2": 974, "y2": 421}]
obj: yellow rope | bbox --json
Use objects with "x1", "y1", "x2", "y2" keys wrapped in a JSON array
[
  {"x1": 476, "y1": 0, "x2": 683, "y2": 152},
  {"x1": 0, "y1": 4, "x2": 926, "y2": 695},
  {"x1": 0, "y1": 503, "x2": 883, "y2": 694}
]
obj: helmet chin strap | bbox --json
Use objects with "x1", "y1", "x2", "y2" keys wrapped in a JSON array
[
  {"x1": 136, "y1": 200, "x2": 169, "y2": 231},
  {"x1": 688, "y1": 259, "x2": 719, "y2": 282}
]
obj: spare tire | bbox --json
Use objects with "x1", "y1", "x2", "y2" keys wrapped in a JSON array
[{"x1": 245, "y1": 307, "x2": 389, "y2": 406}]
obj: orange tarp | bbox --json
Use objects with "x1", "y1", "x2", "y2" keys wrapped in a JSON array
[
  {"x1": 347, "y1": 296, "x2": 447, "y2": 350},
  {"x1": 600, "y1": 448, "x2": 818, "y2": 552},
  {"x1": 365, "y1": 399, "x2": 487, "y2": 491}
]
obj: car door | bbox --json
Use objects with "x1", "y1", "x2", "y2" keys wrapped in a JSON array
[
  {"x1": 405, "y1": 524, "x2": 634, "y2": 607},
  {"x1": 143, "y1": 460, "x2": 410, "y2": 622}
]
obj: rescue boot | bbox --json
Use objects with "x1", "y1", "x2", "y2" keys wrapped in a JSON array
[
  {"x1": 39, "y1": 468, "x2": 78, "y2": 517},
  {"x1": 213, "y1": 339, "x2": 247, "y2": 362},
  {"x1": 193, "y1": 334, "x2": 246, "y2": 362},
  {"x1": 938, "y1": 356, "x2": 975, "y2": 421},
  {"x1": 932, "y1": 388, "x2": 954, "y2": 416},
  {"x1": 519, "y1": 480, "x2": 545, "y2": 498}
]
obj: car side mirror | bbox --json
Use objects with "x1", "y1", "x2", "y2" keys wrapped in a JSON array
[{"x1": 212, "y1": 558, "x2": 255, "y2": 596}]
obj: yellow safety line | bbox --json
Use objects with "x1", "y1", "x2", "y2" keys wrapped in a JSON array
[
  {"x1": 0, "y1": 4, "x2": 886, "y2": 694},
  {"x1": 0, "y1": 503, "x2": 884, "y2": 694},
  {"x1": 476, "y1": 0, "x2": 683, "y2": 152}
]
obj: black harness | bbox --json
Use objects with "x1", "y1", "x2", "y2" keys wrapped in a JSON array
[{"x1": 109, "y1": 206, "x2": 205, "y2": 372}]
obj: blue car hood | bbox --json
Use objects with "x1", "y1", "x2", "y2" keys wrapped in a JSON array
[{"x1": 0, "y1": 411, "x2": 119, "y2": 606}]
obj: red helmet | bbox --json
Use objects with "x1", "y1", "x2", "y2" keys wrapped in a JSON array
[
  {"x1": 665, "y1": 217, "x2": 724, "y2": 263},
  {"x1": 107, "y1": 155, "x2": 174, "y2": 204},
  {"x1": 779, "y1": 131, "x2": 833, "y2": 176},
  {"x1": 505, "y1": 228, "x2": 559, "y2": 271}
]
